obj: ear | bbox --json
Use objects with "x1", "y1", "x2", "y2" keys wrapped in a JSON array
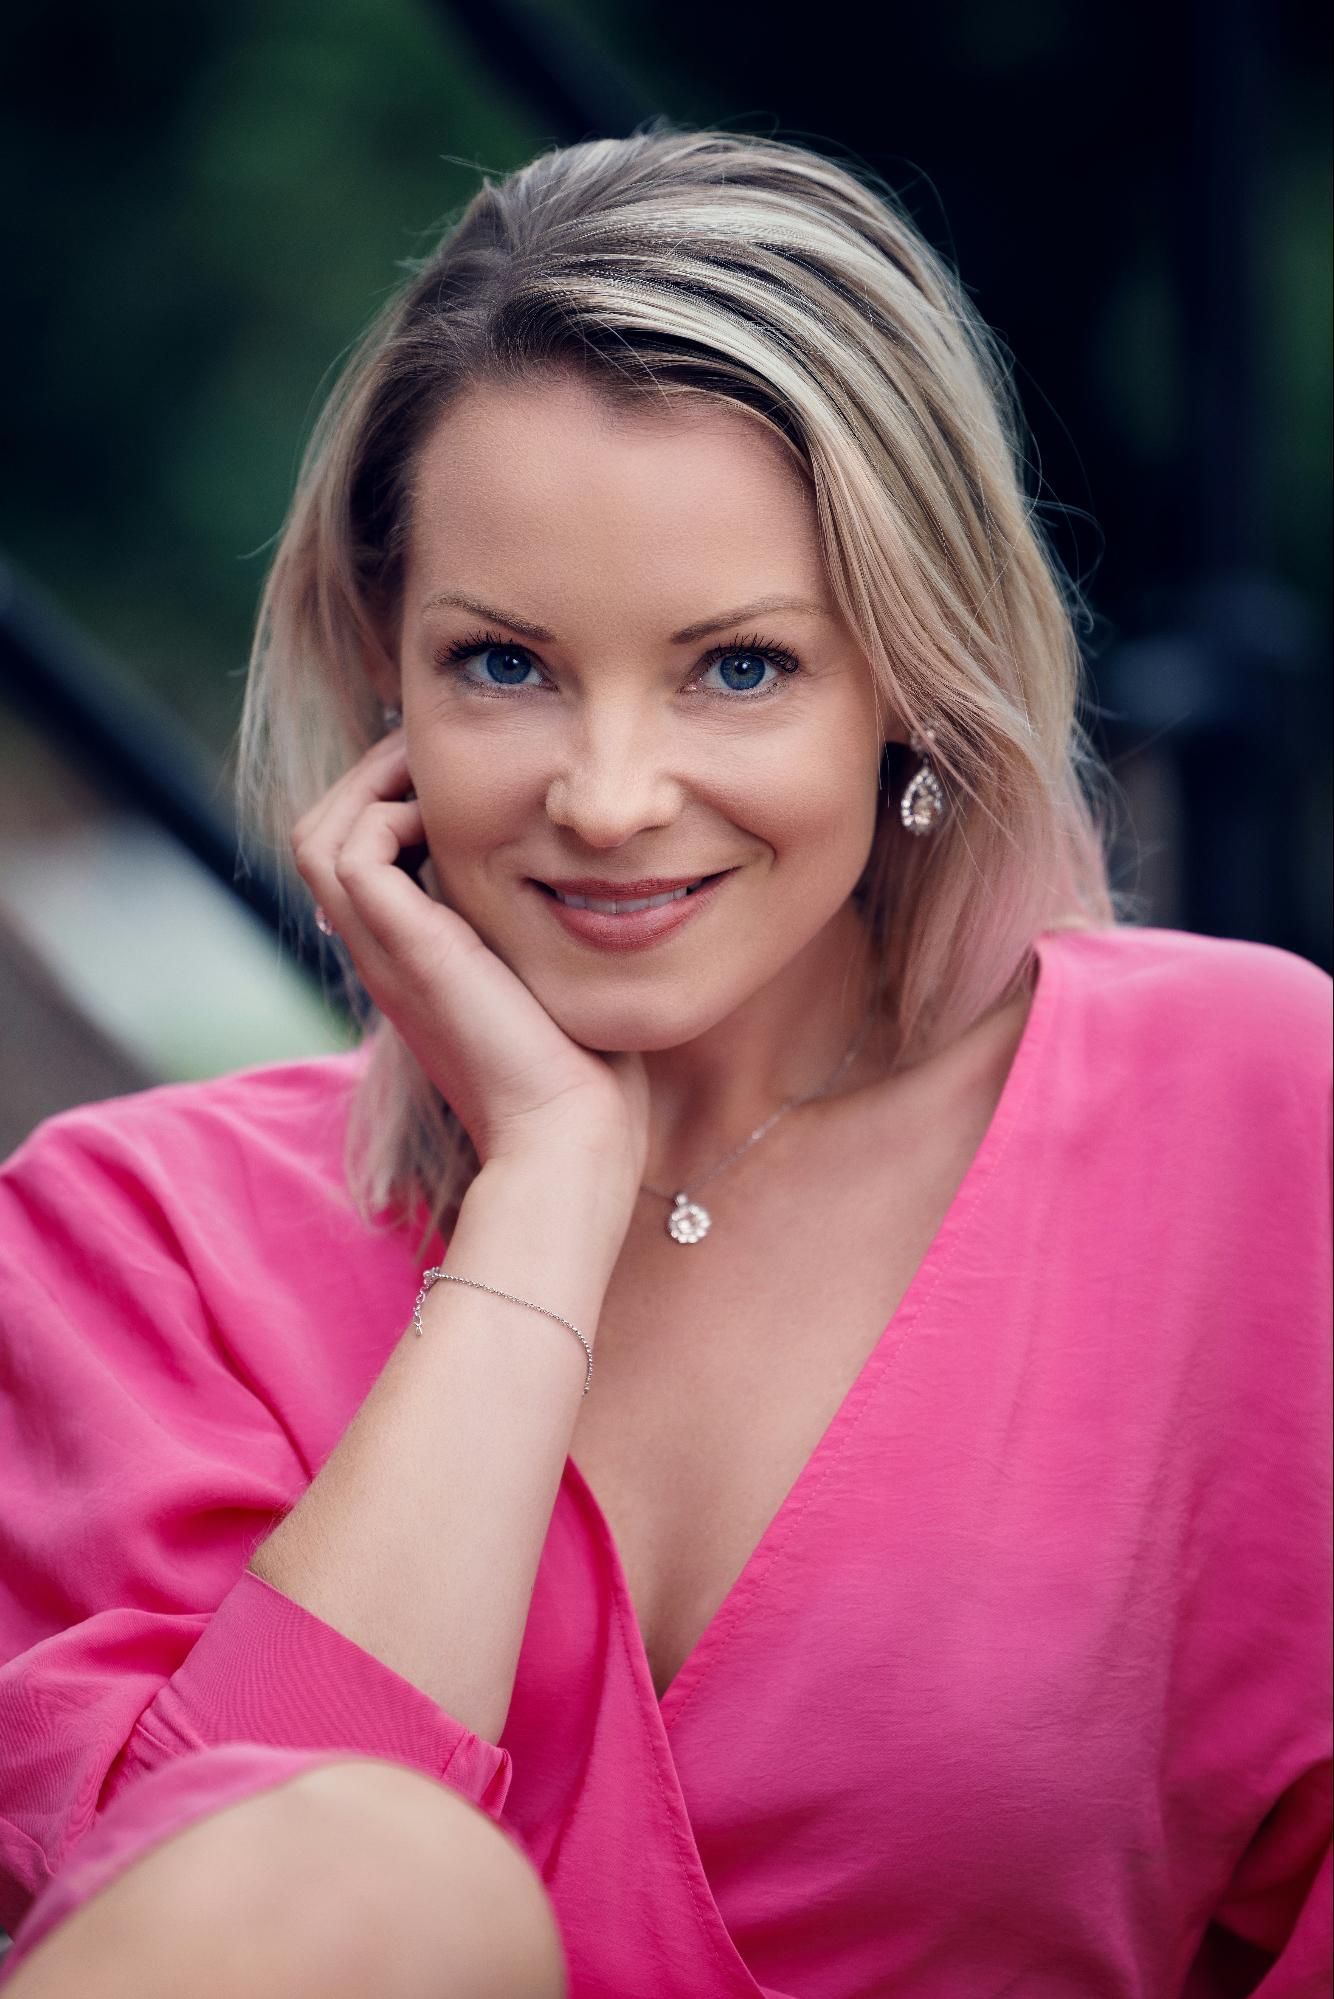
[
  {"x1": 362, "y1": 657, "x2": 402, "y2": 711},
  {"x1": 359, "y1": 625, "x2": 403, "y2": 712}
]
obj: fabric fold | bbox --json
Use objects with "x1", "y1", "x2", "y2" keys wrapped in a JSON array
[
  {"x1": 0, "y1": 929, "x2": 1329, "y2": 1995},
  {"x1": 128, "y1": 1568, "x2": 512, "y2": 1805}
]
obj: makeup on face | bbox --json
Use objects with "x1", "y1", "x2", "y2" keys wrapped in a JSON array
[
  {"x1": 395, "y1": 373, "x2": 885, "y2": 1047},
  {"x1": 527, "y1": 868, "x2": 737, "y2": 952}
]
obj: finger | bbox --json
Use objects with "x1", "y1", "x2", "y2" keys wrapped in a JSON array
[
  {"x1": 336, "y1": 798, "x2": 426, "y2": 883},
  {"x1": 292, "y1": 735, "x2": 412, "y2": 889},
  {"x1": 305, "y1": 795, "x2": 422, "y2": 930},
  {"x1": 309, "y1": 795, "x2": 453, "y2": 973},
  {"x1": 330, "y1": 801, "x2": 469, "y2": 964},
  {"x1": 293, "y1": 732, "x2": 410, "y2": 856},
  {"x1": 291, "y1": 728, "x2": 409, "y2": 844}
]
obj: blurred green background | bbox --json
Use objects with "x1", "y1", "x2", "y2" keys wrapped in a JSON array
[
  {"x1": 1, "y1": 0, "x2": 544, "y2": 755},
  {"x1": 0, "y1": 0, "x2": 1328, "y2": 1146}
]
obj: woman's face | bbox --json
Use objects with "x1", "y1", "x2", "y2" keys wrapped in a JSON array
[{"x1": 394, "y1": 372, "x2": 888, "y2": 1052}]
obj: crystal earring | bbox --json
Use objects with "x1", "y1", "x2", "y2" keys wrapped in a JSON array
[{"x1": 898, "y1": 727, "x2": 946, "y2": 836}]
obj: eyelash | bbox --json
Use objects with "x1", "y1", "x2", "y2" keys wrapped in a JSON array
[{"x1": 436, "y1": 628, "x2": 802, "y2": 702}]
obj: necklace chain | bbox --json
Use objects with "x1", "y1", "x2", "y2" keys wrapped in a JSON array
[{"x1": 640, "y1": 999, "x2": 881, "y2": 1206}]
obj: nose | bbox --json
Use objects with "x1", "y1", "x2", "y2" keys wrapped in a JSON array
[{"x1": 543, "y1": 700, "x2": 682, "y2": 848}]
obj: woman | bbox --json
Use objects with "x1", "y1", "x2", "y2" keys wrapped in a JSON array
[{"x1": 0, "y1": 125, "x2": 1328, "y2": 1999}]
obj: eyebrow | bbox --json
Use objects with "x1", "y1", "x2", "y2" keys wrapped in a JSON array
[{"x1": 418, "y1": 590, "x2": 829, "y2": 645}]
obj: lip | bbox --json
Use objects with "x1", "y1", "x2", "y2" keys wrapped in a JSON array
[
  {"x1": 537, "y1": 875, "x2": 716, "y2": 897},
  {"x1": 529, "y1": 869, "x2": 735, "y2": 952}
]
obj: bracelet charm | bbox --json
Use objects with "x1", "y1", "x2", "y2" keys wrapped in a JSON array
[{"x1": 412, "y1": 1266, "x2": 594, "y2": 1397}]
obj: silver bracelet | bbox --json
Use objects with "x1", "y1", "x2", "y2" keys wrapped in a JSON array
[{"x1": 412, "y1": 1267, "x2": 594, "y2": 1397}]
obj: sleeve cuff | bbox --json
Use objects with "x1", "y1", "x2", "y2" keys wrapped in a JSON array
[
  {"x1": 2, "y1": 1571, "x2": 515, "y2": 1985},
  {"x1": 122, "y1": 1569, "x2": 512, "y2": 1810}
]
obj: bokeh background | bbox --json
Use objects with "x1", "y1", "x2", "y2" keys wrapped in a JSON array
[{"x1": 1, "y1": 0, "x2": 1329, "y2": 1162}]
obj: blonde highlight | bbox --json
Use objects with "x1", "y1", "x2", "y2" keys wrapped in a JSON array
[{"x1": 235, "y1": 121, "x2": 1134, "y2": 1251}]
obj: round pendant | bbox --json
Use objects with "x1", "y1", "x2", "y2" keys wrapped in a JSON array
[{"x1": 666, "y1": 1194, "x2": 711, "y2": 1244}]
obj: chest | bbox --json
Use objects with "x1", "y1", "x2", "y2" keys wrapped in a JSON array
[{"x1": 566, "y1": 1064, "x2": 1005, "y2": 1705}]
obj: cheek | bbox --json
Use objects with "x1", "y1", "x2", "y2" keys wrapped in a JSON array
[
  {"x1": 413, "y1": 754, "x2": 524, "y2": 853},
  {"x1": 409, "y1": 719, "x2": 879, "y2": 886},
  {"x1": 756, "y1": 764, "x2": 879, "y2": 872}
]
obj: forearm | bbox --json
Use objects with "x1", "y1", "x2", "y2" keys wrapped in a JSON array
[{"x1": 248, "y1": 1152, "x2": 628, "y2": 1742}]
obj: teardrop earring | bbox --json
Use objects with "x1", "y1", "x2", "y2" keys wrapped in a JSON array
[{"x1": 898, "y1": 727, "x2": 946, "y2": 836}]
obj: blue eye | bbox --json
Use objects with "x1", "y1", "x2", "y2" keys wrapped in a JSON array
[
  {"x1": 700, "y1": 643, "x2": 804, "y2": 707},
  {"x1": 699, "y1": 650, "x2": 783, "y2": 695},
  {"x1": 438, "y1": 627, "x2": 802, "y2": 701},
  {"x1": 447, "y1": 641, "x2": 542, "y2": 689}
]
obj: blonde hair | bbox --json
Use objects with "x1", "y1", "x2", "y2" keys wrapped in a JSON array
[{"x1": 236, "y1": 120, "x2": 1133, "y2": 1246}]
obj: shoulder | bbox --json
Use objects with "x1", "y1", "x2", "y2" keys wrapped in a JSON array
[
  {"x1": 0, "y1": 1049, "x2": 420, "y2": 1396},
  {"x1": 1040, "y1": 922, "x2": 1331, "y2": 1173},
  {"x1": 0, "y1": 1048, "x2": 371, "y2": 1217},
  {"x1": 1045, "y1": 919, "x2": 1330, "y2": 1025},
  {"x1": 1044, "y1": 921, "x2": 1331, "y2": 1073}
]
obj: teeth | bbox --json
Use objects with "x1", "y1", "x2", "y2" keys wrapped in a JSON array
[{"x1": 556, "y1": 882, "x2": 699, "y2": 913}]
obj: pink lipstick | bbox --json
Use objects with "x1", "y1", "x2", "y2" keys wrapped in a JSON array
[{"x1": 529, "y1": 870, "x2": 735, "y2": 952}]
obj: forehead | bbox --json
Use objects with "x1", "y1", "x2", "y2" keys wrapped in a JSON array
[{"x1": 406, "y1": 373, "x2": 823, "y2": 597}]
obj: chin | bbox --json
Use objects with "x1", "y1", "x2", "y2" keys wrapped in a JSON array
[{"x1": 540, "y1": 984, "x2": 721, "y2": 1056}]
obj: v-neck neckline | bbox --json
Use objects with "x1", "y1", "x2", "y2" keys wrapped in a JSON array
[{"x1": 564, "y1": 926, "x2": 1065, "y2": 1728}]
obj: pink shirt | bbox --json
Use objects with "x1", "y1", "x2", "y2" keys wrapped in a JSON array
[{"x1": 1, "y1": 922, "x2": 1329, "y2": 1997}]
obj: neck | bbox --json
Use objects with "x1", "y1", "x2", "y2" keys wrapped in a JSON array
[{"x1": 638, "y1": 900, "x2": 889, "y2": 1191}]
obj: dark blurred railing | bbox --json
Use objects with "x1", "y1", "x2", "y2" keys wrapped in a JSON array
[
  {"x1": 0, "y1": 0, "x2": 1327, "y2": 976},
  {"x1": 0, "y1": 556, "x2": 332, "y2": 985}
]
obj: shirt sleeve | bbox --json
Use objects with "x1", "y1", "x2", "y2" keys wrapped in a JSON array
[
  {"x1": 0, "y1": 1101, "x2": 512, "y2": 1974},
  {"x1": 1188, "y1": 1059, "x2": 1333, "y2": 1999},
  {"x1": 1186, "y1": 1775, "x2": 1332, "y2": 1996}
]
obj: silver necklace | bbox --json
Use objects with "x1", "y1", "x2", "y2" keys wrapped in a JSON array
[{"x1": 641, "y1": 1000, "x2": 882, "y2": 1244}]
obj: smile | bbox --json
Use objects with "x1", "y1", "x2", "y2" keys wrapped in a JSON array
[
  {"x1": 528, "y1": 871, "x2": 735, "y2": 952},
  {"x1": 547, "y1": 880, "x2": 708, "y2": 913}
]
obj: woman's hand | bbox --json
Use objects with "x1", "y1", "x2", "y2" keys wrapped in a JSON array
[{"x1": 292, "y1": 729, "x2": 650, "y2": 1194}]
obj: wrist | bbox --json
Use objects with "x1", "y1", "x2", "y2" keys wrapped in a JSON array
[
  {"x1": 462, "y1": 1146, "x2": 636, "y2": 1275},
  {"x1": 485, "y1": 1114, "x2": 639, "y2": 1202}
]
